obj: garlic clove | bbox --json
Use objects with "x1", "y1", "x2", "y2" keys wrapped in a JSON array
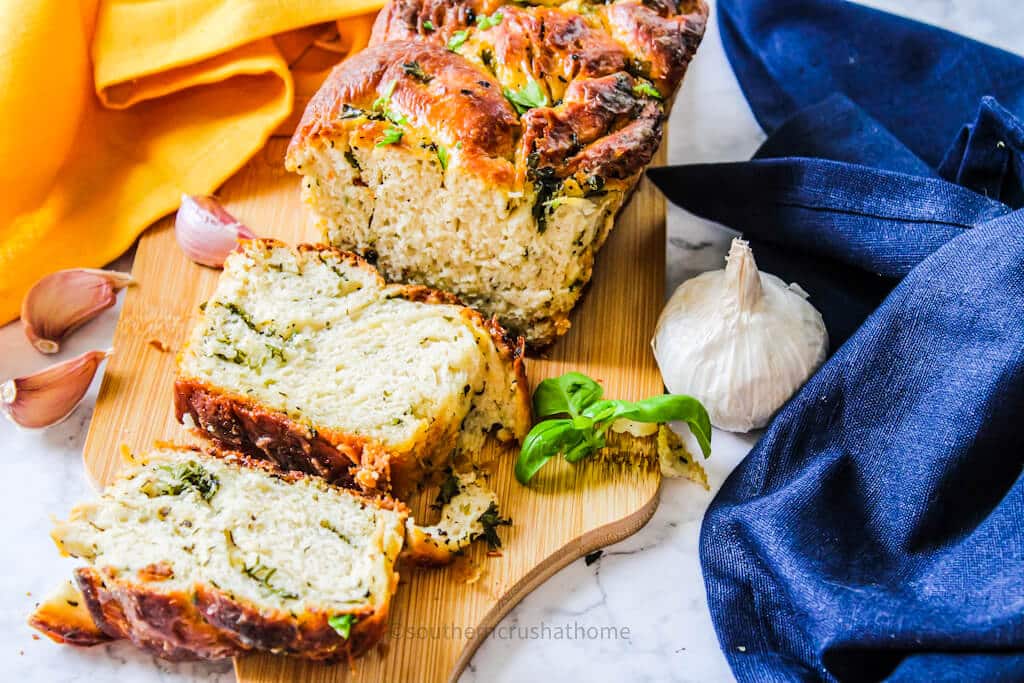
[
  {"x1": 2, "y1": 350, "x2": 111, "y2": 429},
  {"x1": 175, "y1": 194, "x2": 256, "y2": 268},
  {"x1": 22, "y1": 269, "x2": 133, "y2": 354}
]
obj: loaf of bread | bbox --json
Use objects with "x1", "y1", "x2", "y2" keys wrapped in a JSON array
[
  {"x1": 31, "y1": 445, "x2": 407, "y2": 661},
  {"x1": 174, "y1": 239, "x2": 530, "y2": 495},
  {"x1": 286, "y1": 0, "x2": 708, "y2": 344}
]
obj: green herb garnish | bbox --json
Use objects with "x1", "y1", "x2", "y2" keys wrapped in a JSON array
[
  {"x1": 329, "y1": 613, "x2": 356, "y2": 639},
  {"x1": 476, "y1": 11, "x2": 503, "y2": 29},
  {"x1": 447, "y1": 30, "x2": 470, "y2": 52},
  {"x1": 402, "y1": 61, "x2": 434, "y2": 83},
  {"x1": 344, "y1": 150, "x2": 361, "y2": 171},
  {"x1": 503, "y1": 78, "x2": 548, "y2": 114},
  {"x1": 372, "y1": 80, "x2": 397, "y2": 112},
  {"x1": 422, "y1": 19, "x2": 435, "y2": 32},
  {"x1": 432, "y1": 469, "x2": 461, "y2": 509},
  {"x1": 242, "y1": 559, "x2": 298, "y2": 600},
  {"x1": 140, "y1": 460, "x2": 220, "y2": 501},
  {"x1": 376, "y1": 126, "x2": 404, "y2": 147},
  {"x1": 514, "y1": 372, "x2": 711, "y2": 484},
  {"x1": 480, "y1": 48, "x2": 495, "y2": 71},
  {"x1": 632, "y1": 79, "x2": 663, "y2": 100},
  {"x1": 436, "y1": 143, "x2": 449, "y2": 170},
  {"x1": 476, "y1": 502, "x2": 511, "y2": 550},
  {"x1": 320, "y1": 519, "x2": 351, "y2": 544}
]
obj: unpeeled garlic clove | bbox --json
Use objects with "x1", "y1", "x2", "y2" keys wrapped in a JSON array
[
  {"x1": 175, "y1": 194, "x2": 255, "y2": 268},
  {"x1": 22, "y1": 269, "x2": 133, "y2": 354},
  {"x1": 1, "y1": 350, "x2": 111, "y2": 429}
]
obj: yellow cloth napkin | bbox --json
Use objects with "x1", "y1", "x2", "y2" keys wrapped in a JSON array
[{"x1": 0, "y1": 0, "x2": 382, "y2": 325}]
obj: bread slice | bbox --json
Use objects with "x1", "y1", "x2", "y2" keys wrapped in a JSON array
[
  {"x1": 175, "y1": 239, "x2": 530, "y2": 495},
  {"x1": 403, "y1": 470, "x2": 509, "y2": 566},
  {"x1": 35, "y1": 445, "x2": 407, "y2": 661},
  {"x1": 286, "y1": 0, "x2": 708, "y2": 345}
]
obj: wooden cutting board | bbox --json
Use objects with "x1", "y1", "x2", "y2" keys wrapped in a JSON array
[{"x1": 82, "y1": 135, "x2": 665, "y2": 683}]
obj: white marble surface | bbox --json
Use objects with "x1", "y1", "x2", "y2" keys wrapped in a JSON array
[{"x1": 2, "y1": 1, "x2": 1020, "y2": 681}]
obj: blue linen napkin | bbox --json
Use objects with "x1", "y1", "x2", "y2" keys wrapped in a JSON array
[{"x1": 646, "y1": 1, "x2": 1024, "y2": 680}]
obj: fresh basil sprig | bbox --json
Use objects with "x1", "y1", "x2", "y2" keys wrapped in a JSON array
[{"x1": 515, "y1": 372, "x2": 711, "y2": 484}]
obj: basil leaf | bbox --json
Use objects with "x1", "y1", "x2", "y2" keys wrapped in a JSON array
[
  {"x1": 582, "y1": 398, "x2": 635, "y2": 424},
  {"x1": 563, "y1": 431, "x2": 604, "y2": 463},
  {"x1": 447, "y1": 30, "x2": 470, "y2": 52},
  {"x1": 503, "y1": 79, "x2": 549, "y2": 115},
  {"x1": 616, "y1": 394, "x2": 712, "y2": 457},
  {"x1": 515, "y1": 419, "x2": 584, "y2": 484},
  {"x1": 328, "y1": 613, "x2": 356, "y2": 639},
  {"x1": 632, "y1": 79, "x2": 663, "y2": 100},
  {"x1": 376, "y1": 127, "x2": 404, "y2": 147},
  {"x1": 532, "y1": 372, "x2": 604, "y2": 418},
  {"x1": 476, "y1": 12, "x2": 503, "y2": 30}
]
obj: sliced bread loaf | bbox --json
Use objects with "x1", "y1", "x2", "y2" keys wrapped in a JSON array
[
  {"x1": 34, "y1": 445, "x2": 407, "y2": 661},
  {"x1": 286, "y1": 0, "x2": 708, "y2": 345},
  {"x1": 174, "y1": 239, "x2": 530, "y2": 495}
]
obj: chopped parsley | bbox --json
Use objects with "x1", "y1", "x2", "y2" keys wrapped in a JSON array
[
  {"x1": 385, "y1": 109, "x2": 408, "y2": 126},
  {"x1": 447, "y1": 30, "x2": 470, "y2": 52},
  {"x1": 476, "y1": 502, "x2": 511, "y2": 550},
  {"x1": 433, "y1": 469, "x2": 462, "y2": 509},
  {"x1": 140, "y1": 461, "x2": 219, "y2": 502},
  {"x1": 372, "y1": 79, "x2": 409, "y2": 146},
  {"x1": 476, "y1": 12, "x2": 503, "y2": 29},
  {"x1": 377, "y1": 127, "x2": 403, "y2": 146},
  {"x1": 436, "y1": 143, "x2": 449, "y2": 170},
  {"x1": 480, "y1": 48, "x2": 495, "y2": 71},
  {"x1": 242, "y1": 560, "x2": 298, "y2": 600},
  {"x1": 344, "y1": 150, "x2": 361, "y2": 171},
  {"x1": 422, "y1": 19, "x2": 435, "y2": 32},
  {"x1": 402, "y1": 61, "x2": 434, "y2": 83},
  {"x1": 372, "y1": 80, "x2": 397, "y2": 113},
  {"x1": 329, "y1": 613, "x2": 356, "y2": 639},
  {"x1": 526, "y1": 161, "x2": 562, "y2": 233},
  {"x1": 632, "y1": 79, "x2": 663, "y2": 100},
  {"x1": 503, "y1": 79, "x2": 549, "y2": 114}
]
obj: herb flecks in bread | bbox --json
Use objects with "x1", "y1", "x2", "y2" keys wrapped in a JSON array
[
  {"x1": 38, "y1": 445, "x2": 407, "y2": 661},
  {"x1": 405, "y1": 470, "x2": 511, "y2": 566},
  {"x1": 174, "y1": 239, "x2": 530, "y2": 496},
  {"x1": 286, "y1": 0, "x2": 708, "y2": 345}
]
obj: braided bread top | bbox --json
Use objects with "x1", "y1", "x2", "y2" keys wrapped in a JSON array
[{"x1": 289, "y1": 0, "x2": 707, "y2": 192}]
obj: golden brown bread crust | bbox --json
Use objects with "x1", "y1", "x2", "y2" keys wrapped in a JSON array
[
  {"x1": 28, "y1": 581, "x2": 111, "y2": 647},
  {"x1": 176, "y1": 241, "x2": 529, "y2": 496},
  {"x1": 37, "y1": 445, "x2": 406, "y2": 661},
  {"x1": 289, "y1": 0, "x2": 708, "y2": 190},
  {"x1": 290, "y1": 41, "x2": 519, "y2": 186},
  {"x1": 71, "y1": 559, "x2": 391, "y2": 661}
]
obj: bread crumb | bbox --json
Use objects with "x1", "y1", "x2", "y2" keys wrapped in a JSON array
[
  {"x1": 147, "y1": 339, "x2": 171, "y2": 353},
  {"x1": 452, "y1": 554, "x2": 483, "y2": 584},
  {"x1": 657, "y1": 426, "x2": 708, "y2": 489}
]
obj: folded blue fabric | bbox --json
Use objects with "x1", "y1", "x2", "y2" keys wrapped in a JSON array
[{"x1": 646, "y1": 1, "x2": 1024, "y2": 681}]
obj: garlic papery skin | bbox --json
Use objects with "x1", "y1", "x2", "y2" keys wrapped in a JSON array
[
  {"x1": 1, "y1": 350, "x2": 111, "y2": 429},
  {"x1": 175, "y1": 194, "x2": 255, "y2": 268},
  {"x1": 22, "y1": 269, "x2": 133, "y2": 354},
  {"x1": 652, "y1": 238, "x2": 828, "y2": 433}
]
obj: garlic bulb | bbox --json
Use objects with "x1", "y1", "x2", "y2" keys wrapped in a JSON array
[
  {"x1": 652, "y1": 239, "x2": 827, "y2": 433},
  {"x1": 175, "y1": 194, "x2": 255, "y2": 267}
]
